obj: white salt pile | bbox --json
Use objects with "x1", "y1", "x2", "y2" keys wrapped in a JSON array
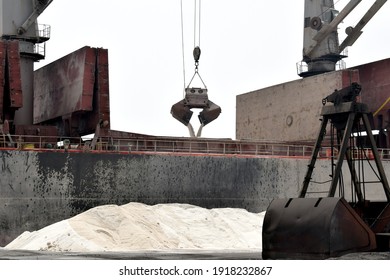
[{"x1": 5, "y1": 202, "x2": 265, "y2": 252}]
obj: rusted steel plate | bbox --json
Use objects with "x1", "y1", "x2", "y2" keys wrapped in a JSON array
[
  {"x1": 341, "y1": 69, "x2": 360, "y2": 88},
  {"x1": 0, "y1": 40, "x2": 23, "y2": 121},
  {"x1": 354, "y1": 58, "x2": 390, "y2": 116},
  {"x1": 0, "y1": 41, "x2": 5, "y2": 118},
  {"x1": 15, "y1": 125, "x2": 58, "y2": 147},
  {"x1": 6, "y1": 40, "x2": 23, "y2": 108},
  {"x1": 353, "y1": 58, "x2": 390, "y2": 147},
  {"x1": 33, "y1": 46, "x2": 110, "y2": 136},
  {"x1": 97, "y1": 48, "x2": 110, "y2": 126},
  {"x1": 33, "y1": 46, "x2": 97, "y2": 123}
]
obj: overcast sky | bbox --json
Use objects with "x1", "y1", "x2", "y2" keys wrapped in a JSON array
[{"x1": 37, "y1": 0, "x2": 390, "y2": 139}]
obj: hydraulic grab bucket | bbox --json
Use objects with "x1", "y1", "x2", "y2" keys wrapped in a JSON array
[
  {"x1": 171, "y1": 87, "x2": 221, "y2": 127},
  {"x1": 262, "y1": 197, "x2": 376, "y2": 259},
  {"x1": 171, "y1": 87, "x2": 221, "y2": 137},
  {"x1": 171, "y1": 46, "x2": 221, "y2": 136}
]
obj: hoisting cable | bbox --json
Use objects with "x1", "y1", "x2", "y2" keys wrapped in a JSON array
[
  {"x1": 336, "y1": 129, "x2": 345, "y2": 197},
  {"x1": 193, "y1": 0, "x2": 201, "y2": 49},
  {"x1": 180, "y1": 0, "x2": 206, "y2": 93},
  {"x1": 187, "y1": 0, "x2": 206, "y2": 89},
  {"x1": 180, "y1": 0, "x2": 187, "y2": 98},
  {"x1": 176, "y1": 0, "x2": 220, "y2": 138}
]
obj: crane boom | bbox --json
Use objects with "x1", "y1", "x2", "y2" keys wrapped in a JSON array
[
  {"x1": 339, "y1": 0, "x2": 388, "y2": 52},
  {"x1": 17, "y1": 0, "x2": 54, "y2": 35}
]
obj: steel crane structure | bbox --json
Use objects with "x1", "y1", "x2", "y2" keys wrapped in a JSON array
[{"x1": 298, "y1": 0, "x2": 387, "y2": 77}]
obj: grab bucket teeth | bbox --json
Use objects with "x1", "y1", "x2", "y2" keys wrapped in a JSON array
[{"x1": 171, "y1": 87, "x2": 221, "y2": 129}]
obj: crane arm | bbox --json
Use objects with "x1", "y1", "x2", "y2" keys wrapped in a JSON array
[
  {"x1": 305, "y1": 0, "x2": 362, "y2": 58},
  {"x1": 17, "y1": 0, "x2": 54, "y2": 35},
  {"x1": 339, "y1": 0, "x2": 388, "y2": 52}
]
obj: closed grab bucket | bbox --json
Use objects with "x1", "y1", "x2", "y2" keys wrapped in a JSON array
[{"x1": 262, "y1": 197, "x2": 376, "y2": 259}]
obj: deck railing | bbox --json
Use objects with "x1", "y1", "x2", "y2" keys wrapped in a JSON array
[{"x1": 1, "y1": 134, "x2": 390, "y2": 160}]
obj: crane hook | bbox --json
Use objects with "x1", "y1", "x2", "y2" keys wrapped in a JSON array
[{"x1": 193, "y1": 46, "x2": 201, "y2": 66}]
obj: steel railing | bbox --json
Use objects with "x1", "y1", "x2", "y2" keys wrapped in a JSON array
[{"x1": 1, "y1": 134, "x2": 390, "y2": 160}]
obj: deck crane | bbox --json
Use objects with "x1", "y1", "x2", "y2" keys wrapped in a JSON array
[
  {"x1": 170, "y1": 0, "x2": 221, "y2": 137},
  {"x1": 298, "y1": 0, "x2": 387, "y2": 77},
  {"x1": 1, "y1": 0, "x2": 53, "y2": 127}
]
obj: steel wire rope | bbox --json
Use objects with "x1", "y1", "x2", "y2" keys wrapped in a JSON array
[
  {"x1": 180, "y1": 0, "x2": 187, "y2": 98},
  {"x1": 194, "y1": 0, "x2": 197, "y2": 49},
  {"x1": 347, "y1": 132, "x2": 353, "y2": 200},
  {"x1": 187, "y1": 0, "x2": 206, "y2": 89},
  {"x1": 336, "y1": 128, "x2": 345, "y2": 197},
  {"x1": 357, "y1": 122, "x2": 385, "y2": 200},
  {"x1": 356, "y1": 117, "x2": 383, "y2": 183},
  {"x1": 356, "y1": 123, "x2": 366, "y2": 201},
  {"x1": 193, "y1": 0, "x2": 201, "y2": 49},
  {"x1": 349, "y1": 135, "x2": 355, "y2": 203},
  {"x1": 330, "y1": 123, "x2": 336, "y2": 190},
  {"x1": 304, "y1": 124, "x2": 336, "y2": 190},
  {"x1": 180, "y1": 0, "x2": 205, "y2": 94}
]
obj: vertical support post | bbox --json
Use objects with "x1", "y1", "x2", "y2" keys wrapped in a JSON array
[
  {"x1": 328, "y1": 112, "x2": 356, "y2": 197},
  {"x1": 345, "y1": 150, "x2": 364, "y2": 202},
  {"x1": 300, "y1": 116, "x2": 329, "y2": 197},
  {"x1": 362, "y1": 113, "x2": 390, "y2": 200}
]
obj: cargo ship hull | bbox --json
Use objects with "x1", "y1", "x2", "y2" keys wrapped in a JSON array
[{"x1": 1, "y1": 147, "x2": 389, "y2": 246}]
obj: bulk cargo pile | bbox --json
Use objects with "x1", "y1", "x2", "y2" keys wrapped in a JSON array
[{"x1": 5, "y1": 203, "x2": 265, "y2": 252}]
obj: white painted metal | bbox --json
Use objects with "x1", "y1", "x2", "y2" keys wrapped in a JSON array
[{"x1": 300, "y1": 0, "x2": 387, "y2": 77}]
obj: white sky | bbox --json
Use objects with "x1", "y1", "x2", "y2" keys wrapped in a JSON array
[{"x1": 37, "y1": 0, "x2": 390, "y2": 139}]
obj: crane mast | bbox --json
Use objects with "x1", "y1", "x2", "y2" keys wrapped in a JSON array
[
  {"x1": 299, "y1": 0, "x2": 387, "y2": 77},
  {"x1": 0, "y1": 0, "x2": 53, "y2": 125}
]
